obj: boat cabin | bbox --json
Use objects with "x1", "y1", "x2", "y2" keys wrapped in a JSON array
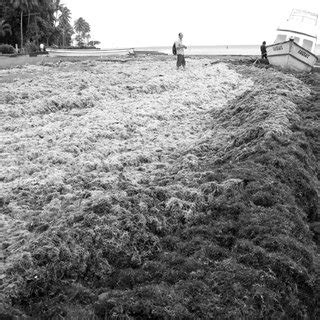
[
  {"x1": 274, "y1": 9, "x2": 318, "y2": 53},
  {"x1": 274, "y1": 33, "x2": 315, "y2": 51}
]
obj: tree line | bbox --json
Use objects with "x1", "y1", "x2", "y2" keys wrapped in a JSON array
[{"x1": 0, "y1": 0, "x2": 100, "y2": 50}]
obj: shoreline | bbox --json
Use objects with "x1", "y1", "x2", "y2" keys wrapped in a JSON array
[{"x1": 1, "y1": 53, "x2": 320, "y2": 70}]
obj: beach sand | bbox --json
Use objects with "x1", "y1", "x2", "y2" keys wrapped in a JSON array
[{"x1": 0, "y1": 57, "x2": 319, "y2": 319}]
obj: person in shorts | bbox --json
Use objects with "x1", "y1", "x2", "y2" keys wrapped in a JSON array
[{"x1": 175, "y1": 33, "x2": 187, "y2": 69}]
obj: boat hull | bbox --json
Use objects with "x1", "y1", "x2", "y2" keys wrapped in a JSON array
[
  {"x1": 46, "y1": 48, "x2": 134, "y2": 57},
  {"x1": 266, "y1": 40, "x2": 318, "y2": 72}
]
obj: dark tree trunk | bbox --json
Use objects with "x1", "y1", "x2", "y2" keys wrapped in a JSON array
[
  {"x1": 20, "y1": 10, "x2": 23, "y2": 50},
  {"x1": 27, "y1": 10, "x2": 30, "y2": 31}
]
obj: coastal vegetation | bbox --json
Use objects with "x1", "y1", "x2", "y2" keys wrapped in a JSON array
[
  {"x1": 0, "y1": 42, "x2": 14, "y2": 53},
  {"x1": 0, "y1": 0, "x2": 98, "y2": 51},
  {"x1": 0, "y1": 57, "x2": 319, "y2": 319},
  {"x1": 74, "y1": 17, "x2": 90, "y2": 48}
]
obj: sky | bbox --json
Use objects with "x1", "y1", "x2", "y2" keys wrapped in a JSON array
[{"x1": 62, "y1": 0, "x2": 320, "y2": 48}]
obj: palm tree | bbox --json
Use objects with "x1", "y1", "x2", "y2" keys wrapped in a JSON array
[
  {"x1": 74, "y1": 17, "x2": 90, "y2": 46},
  {"x1": 74, "y1": 17, "x2": 86, "y2": 34},
  {"x1": 59, "y1": 6, "x2": 71, "y2": 27},
  {"x1": 58, "y1": 6, "x2": 71, "y2": 47},
  {"x1": 3, "y1": 0, "x2": 67, "y2": 48},
  {"x1": 9, "y1": 0, "x2": 29, "y2": 49},
  {"x1": 0, "y1": 20, "x2": 12, "y2": 38},
  {"x1": 27, "y1": 0, "x2": 48, "y2": 45},
  {"x1": 9, "y1": 0, "x2": 42, "y2": 48},
  {"x1": 27, "y1": 0, "x2": 39, "y2": 30},
  {"x1": 52, "y1": 0, "x2": 63, "y2": 27},
  {"x1": 35, "y1": 0, "x2": 58, "y2": 46}
]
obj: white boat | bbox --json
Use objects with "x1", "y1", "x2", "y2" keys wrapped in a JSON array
[
  {"x1": 266, "y1": 9, "x2": 318, "y2": 72},
  {"x1": 46, "y1": 48, "x2": 135, "y2": 57}
]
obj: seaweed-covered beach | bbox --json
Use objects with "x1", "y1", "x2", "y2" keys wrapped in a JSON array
[{"x1": 0, "y1": 57, "x2": 319, "y2": 319}]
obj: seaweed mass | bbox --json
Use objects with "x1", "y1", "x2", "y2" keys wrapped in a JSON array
[{"x1": 0, "y1": 57, "x2": 319, "y2": 319}]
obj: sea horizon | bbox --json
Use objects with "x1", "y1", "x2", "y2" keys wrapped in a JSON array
[{"x1": 101, "y1": 44, "x2": 320, "y2": 56}]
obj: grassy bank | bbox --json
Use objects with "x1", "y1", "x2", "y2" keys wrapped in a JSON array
[{"x1": 0, "y1": 57, "x2": 319, "y2": 319}]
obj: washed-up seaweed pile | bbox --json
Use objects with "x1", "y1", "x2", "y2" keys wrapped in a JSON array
[
  {"x1": 0, "y1": 59, "x2": 250, "y2": 220},
  {"x1": 1, "y1": 59, "x2": 319, "y2": 319}
]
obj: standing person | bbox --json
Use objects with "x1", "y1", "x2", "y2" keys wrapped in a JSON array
[
  {"x1": 40, "y1": 43, "x2": 45, "y2": 52},
  {"x1": 175, "y1": 33, "x2": 187, "y2": 70},
  {"x1": 260, "y1": 41, "x2": 268, "y2": 60}
]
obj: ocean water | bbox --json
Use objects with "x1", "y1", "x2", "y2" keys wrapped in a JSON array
[{"x1": 134, "y1": 44, "x2": 320, "y2": 56}]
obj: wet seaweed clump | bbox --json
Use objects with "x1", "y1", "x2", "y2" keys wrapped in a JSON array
[{"x1": 1, "y1": 60, "x2": 320, "y2": 319}]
